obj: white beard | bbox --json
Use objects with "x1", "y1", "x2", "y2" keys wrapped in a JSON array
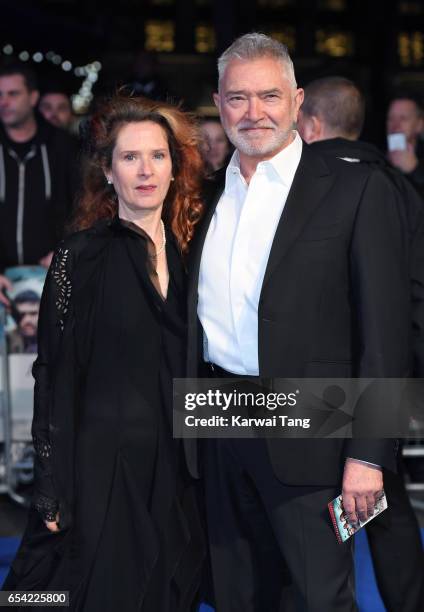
[{"x1": 224, "y1": 122, "x2": 295, "y2": 157}]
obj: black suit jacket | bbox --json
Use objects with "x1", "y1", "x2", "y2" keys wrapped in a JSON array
[{"x1": 186, "y1": 144, "x2": 411, "y2": 485}]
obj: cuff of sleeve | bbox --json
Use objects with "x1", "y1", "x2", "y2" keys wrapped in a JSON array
[
  {"x1": 346, "y1": 457, "x2": 382, "y2": 470},
  {"x1": 34, "y1": 493, "x2": 58, "y2": 522}
]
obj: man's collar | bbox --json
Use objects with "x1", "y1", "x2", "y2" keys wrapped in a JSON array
[
  {"x1": 266, "y1": 131, "x2": 303, "y2": 185},
  {"x1": 224, "y1": 131, "x2": 303, "y2": 189}
]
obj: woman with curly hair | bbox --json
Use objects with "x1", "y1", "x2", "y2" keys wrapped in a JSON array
[{"x1": 3, "y1": 94, "x2": 205, "y2": 611}]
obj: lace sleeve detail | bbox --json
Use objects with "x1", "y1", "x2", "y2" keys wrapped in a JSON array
[
  {"x1": 32, "y1": 239, "x2": 78, "y2": 524},
  {"x1": 34, "y1": 493, "x2": 58, "y2": 523},
  {"x1": 33, "y1": 434, "x2": 52, "y2": 459},
  {"x1": 32, "y1": 434, "x2": 58, "y2": 521},
  {"x1": 51, "y1": 247, "x2": 72, "y2": 331}
]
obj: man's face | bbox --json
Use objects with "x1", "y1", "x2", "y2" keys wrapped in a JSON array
[
  {"x1": 15, "y1": 301, "x2": 39, "y2": 338},
  {"x1": 0, "y1": 74, "x2": 38, "y2": 129},
  {"x1": 214, "y1": 57, "x2": 304, "y2": 160},
  {"x1": 386, "y1": 99, "x2": 424, "y2": 144},
  {"x1": 39, "y1": 93, "x2": 72, "y2": 129}
]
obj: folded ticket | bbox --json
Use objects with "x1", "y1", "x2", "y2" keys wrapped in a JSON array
[{"x1": 328, "y1": 491, "x2": 388, "y2": 543}]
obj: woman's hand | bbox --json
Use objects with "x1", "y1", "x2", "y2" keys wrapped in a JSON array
[{"x1": 45, "y1": 513, "x2": 60, "y2": 533}]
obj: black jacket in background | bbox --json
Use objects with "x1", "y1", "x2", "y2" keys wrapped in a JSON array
[
  {"x1": 407, "y1": 139, "x2": 424, "y2": 198},
  {"x1": 309, "y1": 137, "x2": 424, "y2": 378},
  {"x1": 309, "y1": 138, "x2": 423, "y2": 236},
  {"x1": 0, "y1": 117, "x2": 79, "y2": 270}
]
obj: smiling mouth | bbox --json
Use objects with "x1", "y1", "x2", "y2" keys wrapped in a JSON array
[{"x1": 239, "y1": 127, "x2": 274, "y2": 133}]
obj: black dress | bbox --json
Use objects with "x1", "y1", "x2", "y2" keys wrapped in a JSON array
[{"x1": 3, "y1": 218, "x2": 204, "y2": 611}]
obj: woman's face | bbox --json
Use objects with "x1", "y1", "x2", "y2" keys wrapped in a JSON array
[{"x1": 106, "y1": 120, "x2": 173, "y2": 215}]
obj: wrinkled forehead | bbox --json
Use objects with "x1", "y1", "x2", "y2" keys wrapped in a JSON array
[{"x1": 219, "y1": 57, "x2": 294, "y2": 93}]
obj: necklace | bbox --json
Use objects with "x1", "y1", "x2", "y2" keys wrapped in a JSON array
[{"x1": 149, "y1": 220, "x2": 166, "y2": 258}]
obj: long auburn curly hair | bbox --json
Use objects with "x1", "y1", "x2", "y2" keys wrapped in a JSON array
[{"x1": 72, "y1": 94, "x2": 204, "y2": 254}]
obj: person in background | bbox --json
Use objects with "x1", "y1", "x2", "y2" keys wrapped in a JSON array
[
  {"x1": 7, "y1": 289, "x2": 40, "y2": 354},
  {"x1": 2, "y1": 93, "x2": 205, "y2": 611},
  {"x1": 200, "y1": 118, "x2": 231, "y2": 172},
  {"x1": 38, "y1": 88, "x2": 74, "y2": 131},
  {"x1": 0, "y1": 62, "x2": 79, "y2": 306},
  {"x1": 297, "y1": 75, "x2": 424, "y2": 612},
  {"x1": 387, "y1": 94, "x2": 424, "y2": 198},
  {"x1": 124, "y1": 50, "x2": 168, "y2": 101}
]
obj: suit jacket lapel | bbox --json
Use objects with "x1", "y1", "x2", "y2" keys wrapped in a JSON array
[{"x1": 261, "y1": 145, "x2": 335, "y2": 291}]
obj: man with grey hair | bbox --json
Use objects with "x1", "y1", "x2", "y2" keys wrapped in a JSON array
[
  {"x1": 215, "y1": 32, "x2": 299, "y2": 166},
  {"x1": 186, "y1": 33, "x2": 410, "y2": 610}
]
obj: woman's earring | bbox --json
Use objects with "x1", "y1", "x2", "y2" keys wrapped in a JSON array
[
  {"x1": 170, "y1": 177, "x2": 175, "y2": 182},
  {"x1": 107, "y1": 178, "x2": 113, "y2": 185}
]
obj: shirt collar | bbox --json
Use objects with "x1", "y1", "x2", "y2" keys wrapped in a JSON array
[
  {"x1": 266, "y1": 131, "x2": 303, "y2": 186},
  {"x1": 224, "y1": 131, "x2": 303, "y2": 190},
  {"x1": 224, "y1": 150, "x2": 243, "y2": 192}
]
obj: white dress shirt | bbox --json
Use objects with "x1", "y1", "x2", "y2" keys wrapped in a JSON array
[{"x1": 198, "y1": 131, "x2": 303, "y2": 375}]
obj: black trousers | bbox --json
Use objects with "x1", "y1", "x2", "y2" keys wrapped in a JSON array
[
  {"x1": 202, "y1": 364, "x2": 424, "y2": 611},
  {"x1": 202, "y1": 435, "x2": 356, "y2": 612}
]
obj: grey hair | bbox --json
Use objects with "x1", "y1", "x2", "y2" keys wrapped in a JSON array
[{"x1": 217, "y1": 32, "x2": 297, "y2": 89}]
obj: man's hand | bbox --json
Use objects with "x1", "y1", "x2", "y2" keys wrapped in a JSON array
[
  {"x1": 38, "y1": 251, "x2": 54, "y2": 268},
  {"x1": 342, "y1": 458, "x2": 383, "y2": 526},
  {"x1": 45, "y1": 513, "x2": 60, "y2": 533},
  {"x1": 388, "y1": 145, "x2": 418, "y2": 174},
  {"x1": 0, "y1": 274, "x2": 12, "y2": 307}
]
